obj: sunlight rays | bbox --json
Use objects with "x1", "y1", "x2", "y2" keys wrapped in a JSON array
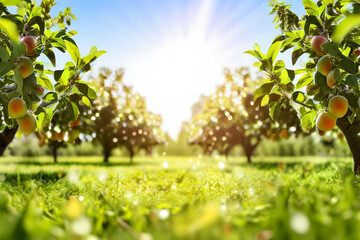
[{"x1": 117, "y1": 0, "x2": 268, "y2": 138}]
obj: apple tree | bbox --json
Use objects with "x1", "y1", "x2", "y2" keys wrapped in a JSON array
[
  {"x1": 0, "y1": 0, "x2": 104, "y2": 154},
  {"x1": 247, "y1": 0, "x2": 360, "y2": 174},
  {"x1": 35, "y1": 95, "x2": 92, "y2": 163},
  {"x1": 188, "y1": 67, "x2": 303, "y2": 163},
  {"x1": 89, "y1": 68, "x2": 165, "y2": 163},
  {"x1": 116, "y1": 92, "x2": 165, "y2": 163}
]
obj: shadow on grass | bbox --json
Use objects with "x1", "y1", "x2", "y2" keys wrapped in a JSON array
[
  {"x1": 228, "y1": 160, "x2": 350, "y2": 172},
  {"x1": 0, "y1": 160, "x2": 158, "y2": 167},
  {"x1": 2, "y1": 172, "x2": 63, "y2": 183}
]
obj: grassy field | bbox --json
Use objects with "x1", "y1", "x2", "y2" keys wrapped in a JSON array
[{"x1": 0, "y1": 155, "x2": 359, "y2": 240}]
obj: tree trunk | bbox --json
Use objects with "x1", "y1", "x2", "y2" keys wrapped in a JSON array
[
  {"x1": 242, "y1": 139, "x2": 260, "y2": 164},
  {"x1": 246, "y1": 153, "x2": 252, "y2": 164},
  {"x1": 0, "y1": 126, "x2": 18, "y2": 156},
  {"x1": 52, "y1": 146, "x2": 58, "y2": 163},
  {"x1": 129, "y1": 147, "x2": 134, "y2": 164},
  {"x1": 102, "y1": 141, "x2": 112, "y2": 163},
  {"x1": 103, "y1": 145, "x2": 111, "y2": 163},
  {"x1": 103, "y1": 153, "x2": 109, "y2": 163},
  {"x1": 337, "y1": 118, "x2": 360, "y2": 174}
]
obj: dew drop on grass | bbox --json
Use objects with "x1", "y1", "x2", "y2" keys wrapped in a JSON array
[
  {"x1": 71, "y1": 216, "x2": 91, "y2": 235},
  {"x1": 139, "y1": 233, "x2": 153, "y2": 240},
  {"x1": 290, "y1": 212, "x2": 310, "y2": 234},
  {"x1": 218, "y1": 162, "x2": 224, "y2": 169},
  {"x1": 163, "y1": 162, "x2": 168, "y2": 168},
  {"x1": 158, "y1": 209, "x2": 170, "y2": 220},
  {"x1": 67, "y1": 170, "x2": 80, "y2": 184},
  {"x1": 98, "y1": 172, "x2": 108, "y2": 182}
]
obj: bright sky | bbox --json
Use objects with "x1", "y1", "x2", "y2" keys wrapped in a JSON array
[{"x1": 50, "y1": 0, "x2": 305, "y2": 139}]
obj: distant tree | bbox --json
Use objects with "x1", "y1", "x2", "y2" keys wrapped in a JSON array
[
  {"x1": 117, "y1": 108, "x2": 164, "y2": 163},
  {"x1": 189, "y1": 67, "x2": 303, "y2": 163},
  {"x1": 89, "y1": 68, "x2": 164, "y2": 163}
]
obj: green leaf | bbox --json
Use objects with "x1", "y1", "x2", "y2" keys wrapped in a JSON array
[
  {"x1": 254, "y1": 83, "x2": 275, "y2": 99},
  {"x1": 314, "y1": 72, "x2": 330, "y2": 94},
  {"x1": 55, "y1": 84, "x2": 69, "y2": 94},
  {"x1": 43, "y1": 92, "x2": 58, "y2": 102},
  {"x1": 67, "y1": 30, "x2": 78, "y2": 36},
  {"x1": 23, "y1": 73, "x2": 37, "y2": 88},
  {"x1": 13, "y1": 69, "x2": 23, "y2": 97},
  {"x1": 337, "y1": 58, "x2": 356, "y2": 74},
  {"x1": 75, "y1": 83, "x2": 97, "y2": 100},
  {"x1": 43, "y1": 48, "x2": 56, "y2": 67},
  {"x1": 303, "y1": 0, "x2": 318, "y2": 15},
  {"x1": 0, "y1": 61, "x2": 15, "y2": 77},
  {"x1": 10, "y1": 40, "x2": 26, "y2": 60},
  {"x1": 261, "y1": 95, "x2": 269, "y2": 107},
  {"x1": 0, "y1": 17, "x2": 19, "y2": 42},
  {"x1": 340, "y1": 92, "x2": 359, "y2": 108},
  {"x1": 54, "y1": 70, "x2": 63, "y2": 82},
  {"x1": 296, "y1": 73, "x2": 313, "y2": 89},
  {"x1": 272, "y1": 35, "x2": 286, "y2": 44},
  {"x1": 286, "y1": 69, "x2": 295, "y2": 81},
  {"x1": 332, "y1": 15, "x2": 360, "y2": 43},
  {"x1": 306, "y1": 84, "x2": 319, "y2": 96},
  {"x1": 67, "y1": 101, "x2": 79, "y2": 121},
  {"x1": 0, "y1": 46, "x2": 10, "y2": 61},
  {"x1": 82, "y1": 96, "x2": 91, "y2": 107},
  {"x1": 321, "y1": 42, "x2": 345, "y2": 58},
  {"x1": 65, "y1": 39, "x2": 81, "y2": 66},
  {"x1": 1, "y1": 0, "x2": 24, "y2": 6},
  {"x1": 270, "y1": 101, "x2": 282, "y2": 121},
  {"x1": 36, "y1": 112, "x2": 51, "y2": 132},
  {"x1": 345, "y1": 74, "x2": 358, "y2": 90},
  {"x1": 301, "y1": 110, "x2": 316, "y2": 132},
  {"x1": 304, "y1": 15, "x2": 322, "y2": 35},
  {"x1": 244, "y1": 50, "x2": 263, "y2": 61},
  {"x1": 292, "y1": 48, "x2": 304, "y2": 65},
  {"x1": 54, "y1": 69, "x2": 69, "y2": 85},
  {"x1": 27, "y1": 16, "x2": 44, "y2": 35},
  {"x1": 38, "y1": 75, "x2": 53, "y2": 90},
  {"x1": 267, "y1": 41, "x2": 283, "y2": 64},
  {"x1": 292, "y1": 91, "x2": 306, "y2": 102}
]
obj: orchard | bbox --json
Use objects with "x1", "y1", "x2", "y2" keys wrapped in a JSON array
[{"x1": 1, "y1": 0, "x2": 360, "y2": 239}]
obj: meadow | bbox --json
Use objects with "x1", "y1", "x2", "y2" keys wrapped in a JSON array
[{"x1": 0, "y1": 155, "x2": 359, "y2": 240}]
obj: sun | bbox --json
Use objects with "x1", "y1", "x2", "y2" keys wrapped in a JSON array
[{"x1": 122, "y1": 0, "x2": 249, "y2": 138}]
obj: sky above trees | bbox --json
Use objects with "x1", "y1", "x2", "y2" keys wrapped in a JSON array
[{"x1": 48, "y1": 0, "x2": 305, "y2": 138}]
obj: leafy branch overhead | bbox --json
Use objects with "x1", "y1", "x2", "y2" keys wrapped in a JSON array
[
  {"x1": 247, "y1": 0, "x2": 360, "y2": 174},
  {"x1": 0, "y1": 0, "x2": 105, "y2": 137}
]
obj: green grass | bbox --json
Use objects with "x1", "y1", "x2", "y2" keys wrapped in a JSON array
[{"x1": 0, "y1": 155, "x2": 359, "y2": 239}]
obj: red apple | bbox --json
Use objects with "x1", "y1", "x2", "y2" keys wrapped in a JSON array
[{"x1": 20, "y1": 36, "x2": 36, "y2": 56}]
